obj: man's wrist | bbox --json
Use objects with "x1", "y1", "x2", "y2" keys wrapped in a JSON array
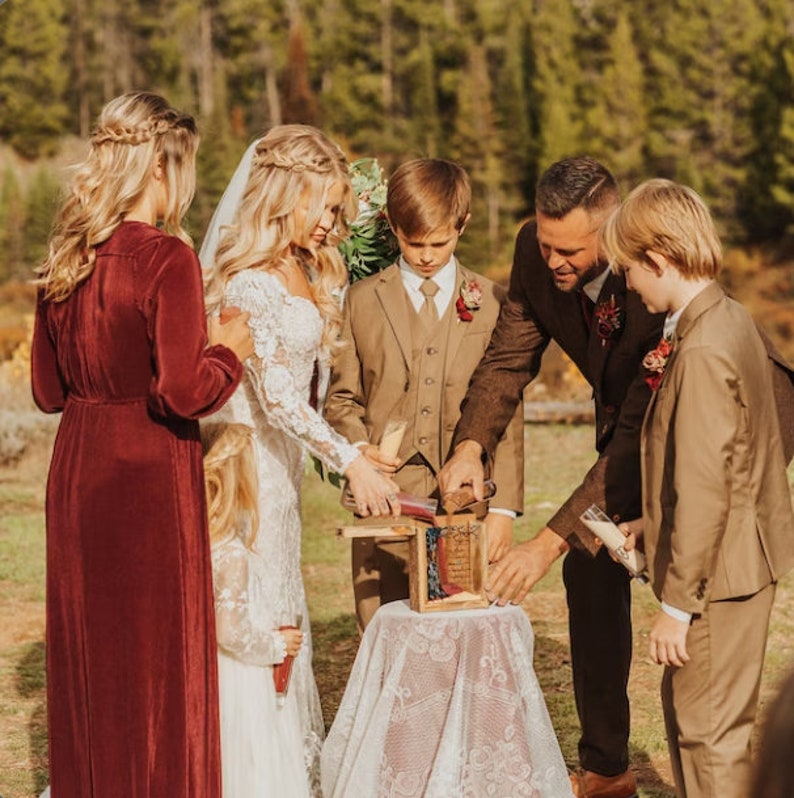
[
  {"x1": 455, "y1": 438, "x2": 484, "y2": 459},
  {"x1": 536, "y1": 526, "x2": 570, "y2": 558}
]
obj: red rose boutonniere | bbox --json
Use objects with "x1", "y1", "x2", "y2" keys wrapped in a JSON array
[
  {"x1": 643, "y1": 335, "x2": 674, "y2": 391},
  {"x1": 593, "y1": 295, "x2": 625, "y2": 347},
  {"x1": 456, "y1": 278, "x2": 483, "y2": 322}
]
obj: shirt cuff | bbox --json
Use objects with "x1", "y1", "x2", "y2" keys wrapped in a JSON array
[
  {"x1": 486, "y1": 508, "x2": 516, "y2": 519},
  {"x1": 661, "y1": 602, "x2": 692, "y2": 624}
]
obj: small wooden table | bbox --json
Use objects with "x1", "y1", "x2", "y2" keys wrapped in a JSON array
[{"x1": 321, "y1": 600, "x2": 573, "y2": 798}]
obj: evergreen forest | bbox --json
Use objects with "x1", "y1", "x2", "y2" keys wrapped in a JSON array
[{"x1": 1, "y1": 0, "x2": 794, "y2": 281}]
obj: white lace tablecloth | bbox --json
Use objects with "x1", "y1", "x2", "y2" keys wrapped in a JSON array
[{"x1": 321, "y1": 600, "x2": 573, "y2": 798}]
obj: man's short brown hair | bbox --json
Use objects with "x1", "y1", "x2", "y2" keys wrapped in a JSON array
[{"x1": 536, "y1": 156, "x2": 619, "y2": 219}]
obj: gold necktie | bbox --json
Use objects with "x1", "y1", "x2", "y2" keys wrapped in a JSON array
[{"x1": 419, "y1": 279, "x2": 440, "y2": 326}]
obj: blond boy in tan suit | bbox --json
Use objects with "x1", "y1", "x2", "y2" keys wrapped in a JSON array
[
  {"x1": 325, "y1": 159, "x2": 524, "y2": 629},
  {"x1": 601, "y1": 179, "x2": 794, "y2": 798}
]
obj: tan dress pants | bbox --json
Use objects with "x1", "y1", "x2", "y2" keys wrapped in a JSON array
[{"x1": 662, "y1": 581, "x2": 776, "y2": 798}]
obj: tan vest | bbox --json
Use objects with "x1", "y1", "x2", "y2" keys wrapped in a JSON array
[{"x1": 398, "y1": 292, "x2": 454, "y2": 471}]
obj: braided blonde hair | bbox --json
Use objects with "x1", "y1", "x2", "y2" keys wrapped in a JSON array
[
  {"x1": 35, "y1": 92, "x2": 199, "y2": 301},
  {"x1": 202, "y1": 422, "x2": 259, "y2": 548},
  {"x1": 204, "y1": 125, "x2": 357, "y2": 352}
]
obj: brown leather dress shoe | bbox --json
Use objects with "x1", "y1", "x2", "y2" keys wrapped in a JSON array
[{"x1": 569, "y1": 768, "x2": 637, "y2": 798}]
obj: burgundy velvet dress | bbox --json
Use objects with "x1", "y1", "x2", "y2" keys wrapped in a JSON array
[{"x1": 31, "y1": 221, "x2": 242, "y2": 797}]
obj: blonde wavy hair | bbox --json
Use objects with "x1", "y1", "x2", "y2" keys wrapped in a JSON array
[
  {"x1": 602, "y1": 178, "x2": 722, "y2": 279},
  {"x1": 202, "y1": 422, "x2": 259, "y2": 548},
  {"x1": 204, "y1": 125, "x2": 357, "y2": 352},
  {"x1": 35, "y1": 91, "x2": 199, "y2": 302}
]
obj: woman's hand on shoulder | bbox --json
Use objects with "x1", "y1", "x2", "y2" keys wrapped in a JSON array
[
  {"x1": 209, "y1": 306, "x2": 254, "y2": 362},
  {"x1": 345, "y1": 455, "x2": 401, "y2": 518}
]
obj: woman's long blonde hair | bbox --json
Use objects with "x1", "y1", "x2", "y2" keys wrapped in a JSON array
[
  {"x1": 204, "y1": 125, "x2": 357, "y2": 352},
  {"x1": 202, "y1": 422, "x2": 259, "y2": 548},
  {"x1": 35, "y1": 91, "x2": 199, "y2": 302}
]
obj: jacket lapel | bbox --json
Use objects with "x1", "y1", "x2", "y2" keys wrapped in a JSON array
[
  {"x1": 444, "y1": 262, "x2": 469, "y2": 370},
  {"x1": 551, "y1": 285, "x2": 591, "y2": 379},
  {"x1": 589, "y1": 272, "x2": 628, "y2": 387},
  {"x1": 374, "y1": 264, "x2": 413, "y2": 374}
]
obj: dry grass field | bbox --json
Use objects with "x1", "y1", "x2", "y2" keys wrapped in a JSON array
[
  {"x1": 2, "y1": 419, "x2": 792, "y2": 798},
  {"x1": 1, "y1": 271, "x2": 793, "y2": 796}
]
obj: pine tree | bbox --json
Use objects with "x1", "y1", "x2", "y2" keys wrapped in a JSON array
[
  {"x1": 0, "y1": 0, "x2": 69, "y2": 157},
  {"x1": 529, "y1": 0, "x2": 583, "y2": 171},
  {"x1": 282, "y1": 14, "x2": 319, "y2": 125},
  {"x1": 0, "y1": 169, "x2": 26, "y2": 282},
  {"x1": 585, "y1": 11, "x2": 647, "y2": 189},
  {"x1": 740, "y1": 0, "x2": 794, "y2": 238},
  {"x1": 23, "y1": 167, "x2": 61, "y2": 277},
  {"x1": 451, "y1": 43, "x2": 506, "y2": 267}
]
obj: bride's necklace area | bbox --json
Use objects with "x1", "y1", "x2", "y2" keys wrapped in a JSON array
[{"x1": 271, "y1": 255, "x2": 316, "y2": 304}]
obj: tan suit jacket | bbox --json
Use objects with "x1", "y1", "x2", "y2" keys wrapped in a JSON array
[
  {"x1": 641, "y1": 282, "x2": 794, "y2": 613},
  {"x1": 325, "y1": 261, "x2": 524, "y2": 512}
]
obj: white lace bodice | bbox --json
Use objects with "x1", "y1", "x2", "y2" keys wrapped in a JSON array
[{"x1": 220, "y1": 269, "x2": 359, "y2": 474}]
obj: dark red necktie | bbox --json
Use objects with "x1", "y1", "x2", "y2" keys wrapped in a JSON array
[{"x1": 580, "y1": 292, "x2": 596, "y2": 330}]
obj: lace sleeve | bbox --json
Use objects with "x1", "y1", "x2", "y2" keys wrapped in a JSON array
[
  {"x1": 211, "y1": 540, "x2": 287, "y2": 667},
  {"x1": 226, "y1": 271, "x2": 360, "y2": 474}
]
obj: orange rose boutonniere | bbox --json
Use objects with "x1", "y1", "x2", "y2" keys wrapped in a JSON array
[{"x1": 456, "y1": 278, "x2": 483, "y2": 322}]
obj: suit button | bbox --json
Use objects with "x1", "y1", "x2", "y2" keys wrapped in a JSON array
[
  {"x1": 612, "y1": 514, "x2": 620, "y2": 522},
  {"x1": 421, "y1": 406, "x2": 431, "y2": 416},
  {"x1": 419, "y1": 436, "x2": 428, "y2": 444},
  {"x1": 424, "y1": 377, "x2": 434, "y2": 385},
  {"x1": 427, "y1": 347, "x2": 438, "y2": 355},
  {"x1": 605, "y1": 405, "x2": 616, "y2": 413}
]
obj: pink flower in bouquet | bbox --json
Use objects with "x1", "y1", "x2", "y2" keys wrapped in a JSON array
[
  {"x1": 456, "y1": 278, "x2": 482, "y2": 322},
  {"x1": 643, "y1": 336, "x2": 674, "y2": 391}
]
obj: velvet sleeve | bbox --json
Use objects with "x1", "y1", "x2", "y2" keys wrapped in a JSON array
[
  {"x1": 145, "y1": 239, "x2": 242, "y2": 420},
  {"x1": 31, "y1": 291, "x2": 67, "y2": 413}
]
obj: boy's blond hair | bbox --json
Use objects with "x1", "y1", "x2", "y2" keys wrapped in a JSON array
[
  {"x1": 386, "y1": 158, "x2": 470, "y2": 238},
  {"x1": 35, "y1": 92, "x2": 199, "y2": 302},
  {"x1": 202, "y1": 423, "x2": 259, "y2": 548},
  {"x1": 601, "y1": 178, "x2": 722, "y2": 279}
]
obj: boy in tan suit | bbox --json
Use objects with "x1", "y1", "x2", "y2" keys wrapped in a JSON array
[
  {"x1": 601, "y1": 179, "x2": 794, "y2": 798},
  {"x1": 325, "y1": 158, "x2": 524, "y2": 629}
]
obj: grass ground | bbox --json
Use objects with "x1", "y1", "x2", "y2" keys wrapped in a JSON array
[{"x1": 1, "y1": 424, "x2": 793, "y2": 797}]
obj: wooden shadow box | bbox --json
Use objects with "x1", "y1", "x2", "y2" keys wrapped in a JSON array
[{"x1": 338, "y1": 513, "x2": 489, "y2": 613}]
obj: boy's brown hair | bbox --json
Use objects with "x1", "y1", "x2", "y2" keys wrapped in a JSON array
[
  {"x1": 602, "y1": 178, "x2": 722, "y2": 279},
  {"x1": 386, "y1": 158, "x2": 471, "y2": 238}
]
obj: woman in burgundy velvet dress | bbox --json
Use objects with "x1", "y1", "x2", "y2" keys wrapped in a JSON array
[{"x1": 30, "y1": 92, "x2": 253, "y2": 797}]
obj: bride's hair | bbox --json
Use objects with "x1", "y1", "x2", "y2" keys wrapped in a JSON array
[
  {"x1": 202, "y1": 422, "x2": 259, "y2": 548},
  {"x1": 204, "y1": 124, "x2": 357, "y2": 352},
  {"x1": 34, "y1": 91, "x2": 199, "y2": 302}
]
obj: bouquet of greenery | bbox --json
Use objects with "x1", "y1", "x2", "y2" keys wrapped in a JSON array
[{"x1": 339, "y1": 158, "x2": 399, "y2": 282}]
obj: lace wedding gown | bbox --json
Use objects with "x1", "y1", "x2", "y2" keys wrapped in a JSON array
[{"x1": 210, "y1": 268, "x2": 360, "y2": 797}]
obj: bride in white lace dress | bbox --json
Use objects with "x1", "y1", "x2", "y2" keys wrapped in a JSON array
[{"x1": 201, "y1": 126, "x2": 400, "y2": 797}]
